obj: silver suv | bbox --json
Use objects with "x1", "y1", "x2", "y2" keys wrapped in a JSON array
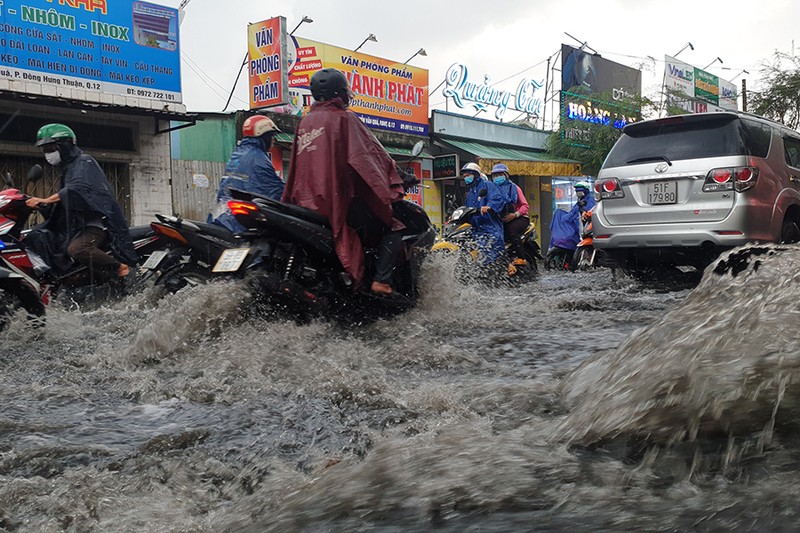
[{"x1": 592, "y1": 112, "x2": 800, "y2": 275}]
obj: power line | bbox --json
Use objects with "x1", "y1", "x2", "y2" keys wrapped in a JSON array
[{"x1": 180, "y1": 51, "x2": 248, "y2": 107}]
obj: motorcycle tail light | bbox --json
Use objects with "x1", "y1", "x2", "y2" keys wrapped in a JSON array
[
  {"x1": 228, "y1": 200, "x2": 258, "y2": 216},
  {"x1": 150, "y1": 223, "x2": 188, "y2": 245}
]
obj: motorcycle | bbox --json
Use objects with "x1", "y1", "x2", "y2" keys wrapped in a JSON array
[
  {"x1": 214, "y1": 189, "x2": 435, "y2": 317},
  {"x1": 569, "y1": 209, "x2": 601, "y2": 271},
  {"x1": 545, "y1": 206, "x2": 581, "y2": 270},
  {"x1": 142, "y1": 213, "x2": 246, "y2": 294},
  {"x1": 432, "y1": 206, "x2": 542, "y2": 280},
  {"x1": 0, "y1": 166, "x2": 165, "y2": 326},
  {"x1": 215, "y1": 141, "x2": 435, "y2": 317}
]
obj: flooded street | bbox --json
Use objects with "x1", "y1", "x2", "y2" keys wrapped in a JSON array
[{"x1": 2, "y1": 247, "x2": 800, "y2": 532}]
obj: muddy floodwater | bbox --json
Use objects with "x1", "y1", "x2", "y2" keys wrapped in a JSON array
[{"x1": 2, "y1": 246, "x2": 800, "y2": 532}]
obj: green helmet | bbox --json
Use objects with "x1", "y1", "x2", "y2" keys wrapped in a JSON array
[
  {"x1": 36, "y1": 123, "x2": 76, "y2": 147},
  {"x1": 574, "y1": 180, "x2": 590, "y2": 191}
]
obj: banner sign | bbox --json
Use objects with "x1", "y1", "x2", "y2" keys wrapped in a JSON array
[
  {"x1": 664, "y1": 55, "x2": 738, "y2": 114},
  {"x1": 0, "y1": 0, "x2": 181, "y2": 106},
  {"x1": 248, "y1": 17, "x2": 288, "y2": 109},
  {"x1": 442, "y1": 63, "x2": 543, "y2": 121},
  {"x1": 561, "y1": 44, "x2": 641, "y2": 101},
  {"x1": 275, "y1": 36, "x2": 429, "y2": 135}
]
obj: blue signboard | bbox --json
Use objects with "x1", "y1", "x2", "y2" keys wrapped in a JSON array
[{"x1": 0, "y1": 0, "x2": 181, "y2": 105}]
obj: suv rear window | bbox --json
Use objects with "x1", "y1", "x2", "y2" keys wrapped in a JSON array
[{"x1": 603, "y1": 115, "x2": 772, "y2": 169}]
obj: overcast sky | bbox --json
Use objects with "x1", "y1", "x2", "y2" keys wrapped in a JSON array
[{"x1": 163, "y1": 0, "x2": 798, "y2": 125}]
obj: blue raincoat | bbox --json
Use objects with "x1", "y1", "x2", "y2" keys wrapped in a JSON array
[
  {"x1": 494, "y1": 180, "x2": 519, "y2": 215},
  {"x1": 549, "y1": 194, "x2": 597, "y2": 251},
  {"x1": 465, "y1": 176, "x2": 506, "y2": 262},
  {"x1": 209, "y1": 137, "x2": 284, "y2": 233}
]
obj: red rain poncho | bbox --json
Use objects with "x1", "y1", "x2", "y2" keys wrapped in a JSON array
[{"x1": 281, "y1": 99, "x2": 405, "y2": 286}]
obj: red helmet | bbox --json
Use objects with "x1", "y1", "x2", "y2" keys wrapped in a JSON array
[{"x1": 242, "y1": 115, "x2": 280, "y2": 138}]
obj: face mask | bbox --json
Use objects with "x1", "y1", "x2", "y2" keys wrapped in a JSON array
[
  {"x1": 493, "y1": 175, "x2": 507, "y2": 185},
  {"x1": 45, "y1": 151, "x2": 61, "y2": 166},
  {"x1": 576, "y1": 190, "x2": 586, "y2": 199},
  {"x1": 464, "y1": 175, "x2": 474, "y2": 185}
]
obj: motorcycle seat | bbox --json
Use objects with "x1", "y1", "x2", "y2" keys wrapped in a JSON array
[
  {"x1": 191, "y1": 221, "x2": 238, "y2": 242},
  {"x1": 128, "y1": 225, "x2": 154, "y2": 240},
  {"x1": 255, "y1": 197, "x2": 331, "y2": 228}
]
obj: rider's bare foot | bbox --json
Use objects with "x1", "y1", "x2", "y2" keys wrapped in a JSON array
[
  {"x1": 118, "y1": 263, "x2": 130, "y2": 277},
  {"x1": 370, "y1": 281, "x2": 393, "y2": 295}
]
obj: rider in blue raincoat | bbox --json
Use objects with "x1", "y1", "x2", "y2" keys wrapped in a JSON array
[
  {"x1": 549, "y1": 180, "x2": 595, "y2": 252},
  {"x1": 462, "y1": 162, "x2": 506, "y2": 263},
  {"x1": 209, "y1": 115, "x2": 284, "y2": 233}
]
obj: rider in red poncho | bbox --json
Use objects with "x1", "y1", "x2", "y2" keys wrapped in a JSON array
[{"x1": 281, "y1": 69, "x2": 406, "y2": 296}]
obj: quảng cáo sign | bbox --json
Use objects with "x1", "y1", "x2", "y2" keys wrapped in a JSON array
[{"x1": 0, "y1": 0, "x2": 182, "y2": 107}]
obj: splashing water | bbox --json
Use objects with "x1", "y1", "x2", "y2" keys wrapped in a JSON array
[{"x1": 6, "y1": 248, "x2": 800, "y2": 531}]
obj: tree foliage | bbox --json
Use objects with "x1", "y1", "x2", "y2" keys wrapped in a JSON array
[{"x1": 749, "y1": 52, "x2": 800, "y2": 129}]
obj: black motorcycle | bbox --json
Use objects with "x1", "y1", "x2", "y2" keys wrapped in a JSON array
[
  {"x1": 222, "y1": 185, "x2": 436, "y2": 316},
  {"x1": 142, "y1": 213, "x2": 245, "y2": 293}
]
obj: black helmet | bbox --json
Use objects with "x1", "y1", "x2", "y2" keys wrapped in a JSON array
[{"x1": 310, "y1": 68, "x2": 351, "y2": 105}]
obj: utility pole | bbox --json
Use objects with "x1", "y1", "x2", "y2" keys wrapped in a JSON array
[{"x1": 742, "y1": 79, "x2": 748, "y2": 112}]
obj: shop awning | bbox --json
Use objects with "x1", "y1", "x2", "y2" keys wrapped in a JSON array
[
  {"x1": 274, "y1": 132, "x2": 295, "y2": 146},
  {"x1": 439, "y1": 138, "x2": 581, "y2": 176}
]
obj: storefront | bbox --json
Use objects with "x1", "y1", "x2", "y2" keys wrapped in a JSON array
[
  {"x1": 428, "y1": 110, "x2": 581, "y2": 248},
  {"x1": 0, "y1": 92, "x2": 195, "y2": 225}
]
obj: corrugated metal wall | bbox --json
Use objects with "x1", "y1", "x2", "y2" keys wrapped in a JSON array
[{"x1": 169, "y1": 159, "x2": 226, "y2": 221}]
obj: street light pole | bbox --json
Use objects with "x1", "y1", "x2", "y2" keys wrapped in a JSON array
[
  {"x1": 404, "y1": 48, "x2": 427, "y2": 65},
  {"x1": 673, "y1": 42, "x2": 694, "y2": 58},
  {"x1": 290, "y1": 15, "x2": 313, "y2": 36},
  {"x1": 354, "y1": 34, "x2": 377, "y2": 53}
]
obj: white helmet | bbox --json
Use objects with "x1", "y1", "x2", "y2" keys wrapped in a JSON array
[{"x1": 461, "y1": 162, "x2": 482, "y2": 174}]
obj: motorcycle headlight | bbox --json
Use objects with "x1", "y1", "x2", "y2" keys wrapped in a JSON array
[{"x1": 452, "y1": 208, "x2": 464, "y2": 220}]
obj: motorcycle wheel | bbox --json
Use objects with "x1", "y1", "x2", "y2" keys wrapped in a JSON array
[
  {"x1": 570, "y1": 246, "x2": 594, "y2": 272},
  {"x1": 0, "y1": 281, "x2": 44, "y2": 331},
  {"x1": 154, "y1": 262, "x2": 212, "y2": 295}
]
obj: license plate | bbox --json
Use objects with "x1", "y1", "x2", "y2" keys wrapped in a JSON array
[
  {"x1": 213, "y1": 248, "x2": 250, "y2": 273},
  {"x1": 646, "y1": 181, "x2": 677, "y2": 204},
  {"x1": 140, "y1": 250, "x2": 168, "y2": 270}
]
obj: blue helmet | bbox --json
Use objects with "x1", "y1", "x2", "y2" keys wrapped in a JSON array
[{"x1": 491, "y1": 163, "x2": 509, "y2": 175}]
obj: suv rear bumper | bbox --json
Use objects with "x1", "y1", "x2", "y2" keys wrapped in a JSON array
[{"x1": 592, "y1": 212, "x2": 753, "y2": 249}]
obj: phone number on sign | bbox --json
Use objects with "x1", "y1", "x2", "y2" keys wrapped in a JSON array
[{"x1": 126, "y1": 88, "x2": 175, "y2": 100}]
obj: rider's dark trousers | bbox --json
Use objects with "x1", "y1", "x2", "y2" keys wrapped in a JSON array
[{"x1": 504, "y1": 216, "x2": 529, "y2": 259}]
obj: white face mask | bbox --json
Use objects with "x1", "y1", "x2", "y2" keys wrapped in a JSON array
[{"x1": 45, "y1": 151, "x2": 61, "y2": 166}]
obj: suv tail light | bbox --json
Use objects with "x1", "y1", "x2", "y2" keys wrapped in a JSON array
[
  {"x1": 596, "y1": 178, "x2": 624, "y2": 200},
  {"x1": 703, "y1": 167, "x2": 759, "y2": 192}
]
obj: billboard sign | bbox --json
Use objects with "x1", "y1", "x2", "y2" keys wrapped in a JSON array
[
  {"x1": 275, "y1": 36, "x2": 429, "y2": 135},
  {"x1": 561, "y1": 44, "x2": 641, "y2": 101},
  {"x1": 0, "y1": 0, "x2": 181, "y2": 106},
  {"x1": 442, "y1": 63, "x2": 543, "y2": 121},
  {"x1": 664, "y1": 55, "x2": 738, "y2": 114},
  {"x1": 247, "y1": 17, "x2": 289, "y2": 109}
]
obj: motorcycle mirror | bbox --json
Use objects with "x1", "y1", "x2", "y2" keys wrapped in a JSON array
[
  {"x1": 27, "y1": 164, "x2": 44, "y2": 183},
  {"x1": 411, "y1": 140, "x2": 424, "y2": 158},
  {"x1": 478, "y1": 188, "x2": 488, "y2": 198},
  {"x1": 3, "y1": 172, "x2": 12, "y2": 187}
]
